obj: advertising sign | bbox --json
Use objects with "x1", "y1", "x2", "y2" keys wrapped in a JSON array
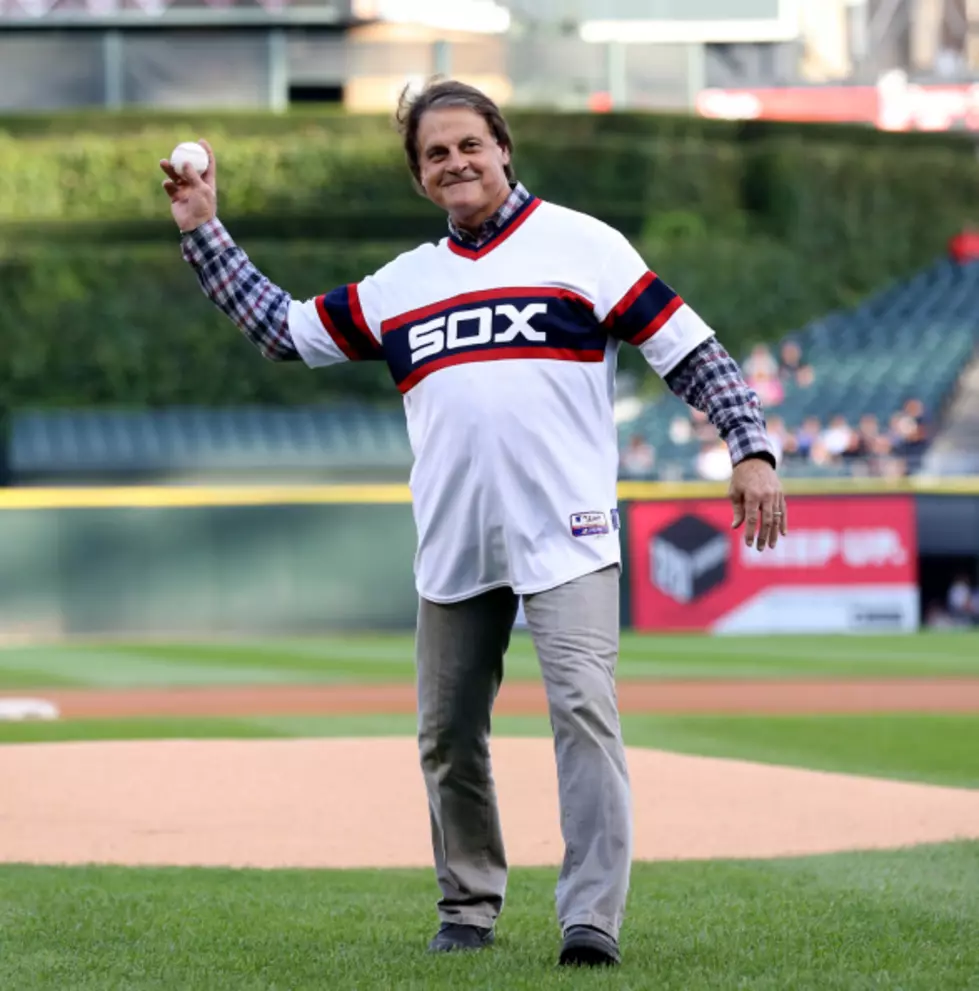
[
  {"x1": 696, "y1": 75, "x2": 979, "y2": 132},
  {"x1": 629, "y1": 496, "x2": 919, "y2": 633}
]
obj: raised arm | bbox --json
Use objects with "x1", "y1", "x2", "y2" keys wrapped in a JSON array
[
  {"x1": 161, "y1": 140, "x2": 300, "y2": 362},
  {"x1": 163, "y1": 140, "x2": 384, "y2": 371}
]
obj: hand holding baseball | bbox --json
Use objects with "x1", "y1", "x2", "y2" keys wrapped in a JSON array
[{"x1": 160, "y1": 139, "x2": 217, "y2": 234}]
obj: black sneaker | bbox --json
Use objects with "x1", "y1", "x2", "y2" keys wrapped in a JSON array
[
  {"x1": 558, "y1": 925, "x2": 621, "y2": 967},
  {"x1": 427, "y1": 922, "x2": 495, "y2": 953}
]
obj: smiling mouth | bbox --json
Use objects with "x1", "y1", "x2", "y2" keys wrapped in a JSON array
[{"x1": 442, "y1": 176, "x2": 478, "y2": 187}]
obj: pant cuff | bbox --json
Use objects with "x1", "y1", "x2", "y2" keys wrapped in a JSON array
[
  {"x1": 561, "y1": 912, "x2": 620, "y2": 940},
  {"x1": 438, "y1": 910, "x2": 498, "y2": 930}
]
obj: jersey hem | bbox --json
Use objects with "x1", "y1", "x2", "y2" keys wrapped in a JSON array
[{"x1": 415, "y1": 553, "x2": 622, "y2": 605}]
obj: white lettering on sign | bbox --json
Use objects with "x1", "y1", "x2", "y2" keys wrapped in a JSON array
[
  {"x1": 408, "y1": 303, "x2": 548, "y2": 363},
  {"x1": 740, "y1": 529, "x2": 907, "y2": 569}
]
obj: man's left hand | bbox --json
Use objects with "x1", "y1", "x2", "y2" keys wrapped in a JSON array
[{"x1": 729, "y1": 457, "x2": 787, "y2": 551}]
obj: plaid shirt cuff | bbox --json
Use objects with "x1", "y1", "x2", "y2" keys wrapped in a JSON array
[
  {"x1": 179, "y1": 217, "x2": 299, "y2": 363},
  {"x1": 180, "y1": 217, "x2": 233, "y2": 266},
  {"x1": 666, "y1": 337, "x2": 777, "y2": 468}
]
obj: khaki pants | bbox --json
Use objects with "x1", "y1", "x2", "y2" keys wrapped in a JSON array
[{"x1": 415, "y1": 564, "x2": 632, "y2": 939}]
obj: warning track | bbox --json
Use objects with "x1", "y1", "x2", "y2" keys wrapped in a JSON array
[{"x1": 5, "y1": 678, "x2": 979, "y2": 720}]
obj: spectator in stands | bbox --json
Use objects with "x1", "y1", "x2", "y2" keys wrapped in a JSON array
[
  {"x1": 744, "y1": 343, "x2": 778, "y2": 381},
  {"x1": 744, "y1": 343, "x2": 784, "y2": 407},
  {"x1": 668, "y1": 414, "x2": 693, "y2": 445},
  {"x1": 696, "y1": 438, "x2": 733, "y2": 481},
  {"x1": 795, "y1": 416, "x2": 821, "y2": 459},
  {"x1": 902, "y1": 398, "x2": 930, "y2": 450},
  {"x1": 619, "y1": 434, "x2": 655, "y2": 478},
  {"x1": 808, "y1": 436, "x2": 835, "y2": 468},
  {"x1": 749, "y1": 369, "x2": 784, "y2": 408},
  {"x1": 690, "y1": 408, "x2": 717, "y2": 443},
  {"x1": 855, "y1": 414, "x2": 879, "y2": 455},
  {"x1": 887, "y1": 404, "x2": 928, "y2": 472},
  {"x1": 778, "y1": 340, "x2": 815, "y2": 388},
  {"x1": 947, "y1": 574, "x2": 976, "y2": 625},
  {"x1": 764, "y1": 415, "x2": 789, "y2": 466},
  {"x1": 887, "y1": 411, "x2": 910, "y2": 449},
  {"x1": 822, "y1": 415, "x2": 855, "y2": 458}
]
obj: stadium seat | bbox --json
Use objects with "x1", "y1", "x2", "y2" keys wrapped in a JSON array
[
  {"x1": 619, "y1": 255, "x2": 979, "y2": 478},
  {"x1": 7, "y1": 404, "x2": 414, "y2": 482}
]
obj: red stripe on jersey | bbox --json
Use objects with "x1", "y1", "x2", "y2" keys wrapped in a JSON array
[
  {"x1": 382, "y1": 286, "x2": 594, "y2": 335},
  {"x1": 604, "y1": 270, "x2": 657, "y2": 328},
  {"x1": 447, "y1": 198, "x2": 542, "y2": 260},
  {"x1": 315, "y1": 295, "x2": 357, "y2": 361},
  {"x1": 632, "y1": 295, "x2": 684, "y2": 346},
  {"x1": 397, "y1": 345, "x2": 605, "y2": 394},
  {"x1": 347, "y1": 284, "x2": 378, "y2": 351}
]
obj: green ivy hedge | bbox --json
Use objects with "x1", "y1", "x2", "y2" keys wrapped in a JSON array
[
  {"x1": 2, "y1": 115, "x2": 975, "y2": 251},
  {"x1": 0, "y1": 229, "x2": 881, "y2": 409},
  {"x1": 1, "y1": 108, "x2": 975, "y2": 408}
]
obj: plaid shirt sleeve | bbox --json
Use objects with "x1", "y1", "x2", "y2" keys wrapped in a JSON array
[
  {"x1": 180, "y1": 218, "x2": 300, "y2": 362},
  {"x1": 665, "y1": 337, "x2": 777, "y2": 468}
]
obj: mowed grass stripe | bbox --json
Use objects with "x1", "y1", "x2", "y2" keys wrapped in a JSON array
[
  {"x1": 2, "y1": 631, "x2": 979, "y2": 690},
  {"x1": 0, "y1": 648, "x2": 317, "y2": 689},
  {"x1": 2, "y1": 713, "x2": 977, "y2": 789},
  {"x1": 618, "y1": 713, "x2": 979, "y2": 789},
  {"x1": 0, "y1": 667, "x2": 81, "y2": 689},
  {"x1": 0, "y1": 843, "x2": 976, "y2": 990}
]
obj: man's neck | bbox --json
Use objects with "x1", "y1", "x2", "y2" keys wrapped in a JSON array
[
  {"x1": 447, "y1": 182, "x2": 530, "y2": 249},
  {"x1": 449, "y1": 184, "x2": 513, "y2": 234}
]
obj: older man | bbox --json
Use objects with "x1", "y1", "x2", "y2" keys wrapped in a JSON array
[{"x1": 161, "y1": 78, "x2": 786, "y2": 969}]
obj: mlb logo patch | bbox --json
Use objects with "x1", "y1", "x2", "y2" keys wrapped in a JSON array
[{"x1": 570, "y1": 511, "x2": 610, "y2": 537}]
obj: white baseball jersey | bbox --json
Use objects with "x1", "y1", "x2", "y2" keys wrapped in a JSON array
[{"x1": 289, "y1": 197, "x2": 715, "y2": 603}]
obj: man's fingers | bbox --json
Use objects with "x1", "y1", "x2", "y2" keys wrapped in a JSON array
[
  {"x1": 162, "y1": 179, "x2": 180, "y2": 200},
  {"x1": 767, "y1": 498, "x2": 781, "y2": 549},
  {"x1": 198, "y1": 139, "x2": 216, "y2": 184},
  {"x1": 159, "y1": 157, "x2": 205, "y2": 188},
  {"x1": 754, "y1": 501, "x2": 774, "y2": 551},
  {"x1": 742, "y1": 495, "x2": 761, "y2": 548},
  {"x1": 159, "y1": 159, "x2": 183, "y2": 183},
  {"x1": 767, "y1": 492, "x2": 788, "y2": 549},
  {"x1": 731, "y1": 500, "x2": 745, "y2": 530},
  {"x1": 180, "y1": 161, "x2": 205, "y2": 188}
]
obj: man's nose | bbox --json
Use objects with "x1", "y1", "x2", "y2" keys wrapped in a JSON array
[{"x1": 446, "y1": 149, "x2": 468, "y2": 172}]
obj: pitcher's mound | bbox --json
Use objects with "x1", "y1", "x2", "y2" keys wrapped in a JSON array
[{"x1": 1, "y1": 737, "x2": 977, "y2": 869}]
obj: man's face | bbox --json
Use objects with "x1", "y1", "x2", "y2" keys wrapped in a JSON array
[{"x1": 416, "y1": 107, "x2": 511, "y2": 229}]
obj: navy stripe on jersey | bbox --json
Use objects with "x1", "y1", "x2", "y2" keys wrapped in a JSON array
[
  {"x1": 382, "y1": 287, "x2": 606, "y2": 394},
  {"x1": 314, "y1": 284, "x2": 383, "y2": 361},
  {"x1": 603, "y1": 270, "x2": 684, "y2": 346},
  {"x1": 447, "y1": 197, "x2": 542, "y2": 260}
]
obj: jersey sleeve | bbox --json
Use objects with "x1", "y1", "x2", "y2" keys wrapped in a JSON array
[
  {"x1": 288, "y1": 275, "x2": 384, "y2": 368},
  {"x1": 595, "y1": 229, "x2": 714, "y2": 377}
]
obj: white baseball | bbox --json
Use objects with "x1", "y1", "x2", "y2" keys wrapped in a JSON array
[{"x1": 170, "y1": 141, "x2": 209, "y2": 176}]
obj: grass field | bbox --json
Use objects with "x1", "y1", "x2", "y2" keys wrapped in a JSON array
[
  {"x1": 1, "y1": 630, "x2": 978, "y2": 689},
  {"x1": 1, "y1": 711, "x2": 977, "y2": 787},
  {"x1": 1, "y1": 845, "x2": 977, "y2": 990},
  {"x1": 2, "y1": 631, "x2": 978, "y2": 989}
]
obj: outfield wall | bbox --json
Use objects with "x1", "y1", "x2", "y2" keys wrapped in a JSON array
[{"x1": 0, "y1": 479, "x2": 976, "y2": 639}]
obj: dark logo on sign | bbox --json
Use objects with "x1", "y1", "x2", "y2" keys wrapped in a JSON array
[{"x1": 650, "y1": 514, "x2": 730, "y2": 604}]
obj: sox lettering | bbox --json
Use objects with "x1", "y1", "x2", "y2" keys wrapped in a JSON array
[{"x1": 409, "y1": 303, "x2": 548, "y2": 363}]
